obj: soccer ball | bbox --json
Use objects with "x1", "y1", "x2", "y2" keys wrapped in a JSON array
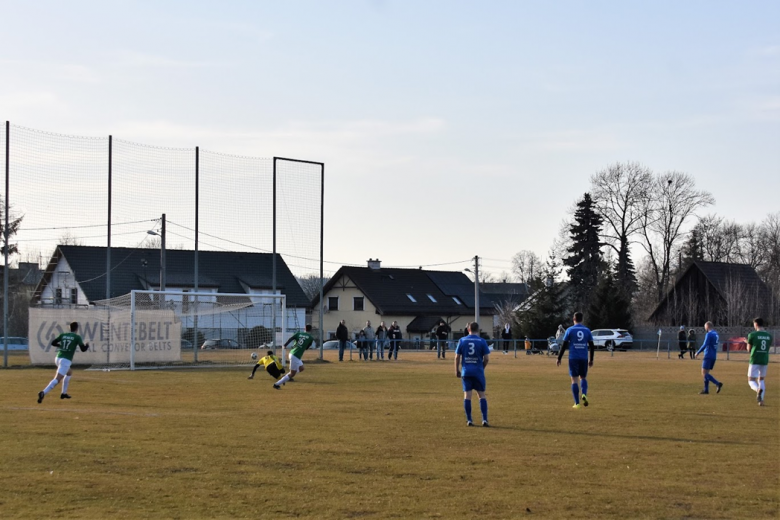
[{"x1": 251, "y1": 352, "x2": 258, "y2": 360}]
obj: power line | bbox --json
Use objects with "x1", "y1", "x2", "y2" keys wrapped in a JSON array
[{"x1": 22, "y1": 219, "x2": 156, "y2": 232}]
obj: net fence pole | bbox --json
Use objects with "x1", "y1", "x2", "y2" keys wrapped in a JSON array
[
  {"x1": 130, "y1": 290, "x2": 136, "y2": 371},
  {"x1": 194, "y1": 146, "x2": 199, "y2": 363},
  {"x1": 319, "y1": 163, "x2": 324, "y2": 360},
  {"x1": 106, "y1": 135, "x2": 113, "y2": 365},
  {"x1": 272, "y1": 158, "x2": 277, "y2": 351},
  {"x1": 3, "y1": 121, "x2": 9, "y2": 368}
]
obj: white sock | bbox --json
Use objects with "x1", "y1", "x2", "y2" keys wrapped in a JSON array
[
  {"x1": 43, "y1": 379, "x2": 59, "y2": 395},
  {"x1": 759, "y1": 380, "x2": 766, "y2": 392},
  {"x1": 276, "y1": 374, "x2": 290, "y2": 386},
  {"x1": 62, "y1": 376, "x2": 71, "y2": 394},
  {"x1": 749, "y1": 380, "x2": 760, "y2": 392}
]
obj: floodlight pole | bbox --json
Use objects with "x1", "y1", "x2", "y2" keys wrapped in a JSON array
[
  {"x1": 160, "y1": 214, "x2": 166, "y2": 291},
  {"x1": 474, "y1": 256, "x2": 480, "y2": 326},
  {"x1": 3, "y1": 121, "x2": 9, "y2": 368}
]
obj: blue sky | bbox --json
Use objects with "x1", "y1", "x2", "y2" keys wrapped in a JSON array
[{"x1": 2, "y1": 1, "x2": 778, "y2": 277}]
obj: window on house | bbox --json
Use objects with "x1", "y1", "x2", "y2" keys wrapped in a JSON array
[
  {"x1": 70, "y1": 288, "x2": 78, "y2": 304},
  {"x1": 55, "y1": 288, "x2": 63, "y2": 304},
  {"x1": 427, "y1": 294, "x2": 437, "y2": 303},
  {"x1": 406, "y1": 294, "x2": 417, "y2": 303},
  {"x1": 328, "y1": 296, "x2": 339, "y2": 311},
  {"x1": 353, "y1": 297, "x2": 364, "y2": 311},
  {"x1": 452, "y1": 296, "x2": 462, "y2": 305}
]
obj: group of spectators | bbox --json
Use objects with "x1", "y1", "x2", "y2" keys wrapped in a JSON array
[
  {"x1": 336, "y1": 319, "x2": 402, "y2": 361},
  {"x1": 677, "y1": 326, "x2": 698, "y2": 359}
]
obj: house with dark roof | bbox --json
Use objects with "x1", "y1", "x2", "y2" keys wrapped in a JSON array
[
  {"x1": 649, "y1": 261, "x2": 773, "y2": 326},
  {"x1": 312, "y1": 259, "x2": 495, "y2": 341},
  {"x1": 32, "y1": 245, "x2": 312, "y2": 333}
]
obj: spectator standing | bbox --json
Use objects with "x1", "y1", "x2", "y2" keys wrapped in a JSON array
[
  {"x1": 357, "y1": 330, "x2": 368, "y2": 360},
  {"x1": 388, "y1": 321, "x2": 402, "y2": 360},
  {"x1": 336, "y1": 320, "x2": 349, "y2": 362},
  {"x1": 501, "y1": 323, "x2": 512, "y2": 354},
  {"x1": 687, "y1": 329, "x2": 696, "y2": 359},
  {"x1": 363, "y1": 321, "x2": 376, "y2": 360},
  {"x1": 678, "y1": 326, "x2": 688, "y2": 359},
  {"x1": 436, "y1": 320, "x2": 450, "y2": 359},
  {"x1": 375, "y1": 321, "x2": 387, "y2": 360}
]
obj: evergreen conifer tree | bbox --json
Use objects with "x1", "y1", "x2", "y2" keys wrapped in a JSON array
[
  {"x1": 587, "y1": 265, "x2": 633, "y2": 331},
  {"x1": 564, "y1": 193, "x2": 604, "y2": 312}
]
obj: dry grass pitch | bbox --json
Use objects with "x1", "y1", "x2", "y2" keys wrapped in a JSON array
[{"x1": 2, "y1": 351, "x2": 778, "y2": 519}]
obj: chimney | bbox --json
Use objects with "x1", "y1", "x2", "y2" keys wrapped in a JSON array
[{"x1": 367, "y1": 258, "x2": 381, "y2": 270}]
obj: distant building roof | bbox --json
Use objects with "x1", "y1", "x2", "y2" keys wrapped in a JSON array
[
  {"x1": 34, "y1": 245, "x2": 311, "y2": 307},
  {"x1": 315, "y1": 265, "x2": 495, "y2": 316}
]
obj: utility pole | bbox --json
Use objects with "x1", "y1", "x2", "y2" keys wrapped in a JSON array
[
  {"x1": 474, "y1": 255, "x2": 480, "y2": 325},
  {"x1": 160, "y1": 213, "x2": 166, "y2": 291}
]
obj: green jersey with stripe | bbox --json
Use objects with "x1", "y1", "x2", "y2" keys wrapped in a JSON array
[
  {"x1": 288, "y1": 332, "x2": 314, "y2": 359},
  {"x1": 747, "y1": 330, "x2": 772, "y2": 366},
  {"x1": 54, "y1": 332, "x2": 86, "y2": 361}
]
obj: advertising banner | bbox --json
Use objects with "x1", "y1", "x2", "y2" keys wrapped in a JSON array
[{"x1": 28, "y1": 308, "x2": 181, "y2": 365}]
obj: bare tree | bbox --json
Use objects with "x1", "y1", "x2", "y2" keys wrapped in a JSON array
[
  {"x1": 511, "y1": 250, "x2": 542, "y2": 286},
  {"x1": 590, "y1": 162, "x2": 653, "y2": 292},
  {"x1": 638, "y1": 171, "x2": 715, "y2": 303},
  {"x1": 296, "y1": 274, "x2": 330, "y2": 301},
  {"x1": 58, "y1": 231, "x2": 84, "y2": 246}
]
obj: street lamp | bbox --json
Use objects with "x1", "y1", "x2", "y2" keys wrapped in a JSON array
[{"x1": 147, "y1": 213, "x2": 166, "y2": 291}]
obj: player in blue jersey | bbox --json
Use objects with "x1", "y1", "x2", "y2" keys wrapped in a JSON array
[
  {"x1": 556, "y1": 312, "x2": 595, "y2": 409},
  {"x1": 455, "y1": 322, "x2": 491, "y2": 427},
  {"x1": 694, "y1": 321, "x2": 723, "y2": 395}
]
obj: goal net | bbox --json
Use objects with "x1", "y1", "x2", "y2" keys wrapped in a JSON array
[{"x1": 88, "y1": 290, "x2": 291, "y2": 370}]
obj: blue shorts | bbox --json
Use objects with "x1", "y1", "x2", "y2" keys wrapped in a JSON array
[
  {"x1": 702, "y1": 358, "x2": 716, "y2": 370},
  {"x1": 569, "y1": 358, "x2": 589, "y2": 378},
  {"x1": 462, "y1": 375, "x2": 486, "y2": 392}
]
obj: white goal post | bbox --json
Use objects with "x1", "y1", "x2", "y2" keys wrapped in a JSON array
[{"x1": 90, "y1": 290, "x2": 290, "y2": 370}]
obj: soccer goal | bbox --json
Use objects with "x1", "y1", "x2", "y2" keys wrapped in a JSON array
[{"x1": 90, "y1": 290, "x2": 290, "y2": 370}]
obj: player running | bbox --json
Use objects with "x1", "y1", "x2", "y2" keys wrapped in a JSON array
[
  {"x1": 746, "y1": 317, "x2": 772, "y2": 406},
  {"x1": 37, "y1": 321, "x2": 90, "y2": 403},
  {"x1": 694, "y1": 321, "x2": 723, "y2": 395},
  {"x1": 248, "y1": 350, "x2": 286, "y2": 381},
  {"x1": 556, "y1": 312, "x2": 595, "y2": 409},
  {"x1": 455, "y1": 322, "x2": 491, "y2": 427},
  {"x1": 273, "y1": 324, "x2": 315, "y2": 390}
]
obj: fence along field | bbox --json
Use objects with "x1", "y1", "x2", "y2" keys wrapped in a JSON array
[{"x1": 3, "y1": 352, "x2": 778, "y2": 519}]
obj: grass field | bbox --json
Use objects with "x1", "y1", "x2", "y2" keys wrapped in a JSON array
[{"x1": 2, "y1": 351, "x2": 778, "y2": 519}]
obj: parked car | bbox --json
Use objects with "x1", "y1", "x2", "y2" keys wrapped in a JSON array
[
  {"x1": 323, "y1": 340, "x2": 355, "y2": 350},
  {"x1": 180, "y1": 339, "x2": 193, "y2": 350},
  {"x1": 591, "y1": 329, "x2": 633, "y2": 350},
  {"x1": 0, "y1": 337, "x2": 28, "y2": 351},
  {"x1": 200, "y1": 339, "x2": 243, "y2": 350}
]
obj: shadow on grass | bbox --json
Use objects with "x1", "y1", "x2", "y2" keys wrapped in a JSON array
[{"x1": 501, "y1": 425, "x2": 757, "y2": 446}]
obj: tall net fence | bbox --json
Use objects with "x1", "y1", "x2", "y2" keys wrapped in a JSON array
[{"x1": 1, "y1": 122, "x2": 323, "y2": 367}]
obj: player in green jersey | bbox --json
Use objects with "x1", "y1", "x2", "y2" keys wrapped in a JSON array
[
  {"x1": 37, "y1": 322, "x2": 90, "y2": 403},
  {"x1": 273, "y1": 324, "x2": 315, "y2": 390},
  {"x1": 746, "y1": 317, "x2": 772, "y2": 406}
]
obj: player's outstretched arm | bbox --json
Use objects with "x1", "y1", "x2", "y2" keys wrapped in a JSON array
[
  {"x1": 454, "y1": 354, "x2": 461, "y2": 377},
  {"x1": 51, "y1": 336, "x2": 61, "y2": 348},
  {"x1": 557, "y1": 341, "x2": 568, "y2": 366},
  {"x1": 80, "y1": 342, "x2": 90, "y2": 352}
]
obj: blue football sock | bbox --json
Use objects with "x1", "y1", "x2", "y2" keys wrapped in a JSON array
[
  {"x1": 571, "y1": 383, "x2": 580, "y2": 404},
  {"x1": 581, "y1": 379, "x2": 588, "y2": 396},
  {"x1": 479, "y1": 398, "x2": 488, "y2": 422},
  {"x1": 704, "y1": 377, "x2": 710, "y2": 391},
  {"x1": 464, "y1": 400, "x2": 472, "y2": 422},
  {"x1": 707, "y1": 374, "x2": 720, "y2": 386}
]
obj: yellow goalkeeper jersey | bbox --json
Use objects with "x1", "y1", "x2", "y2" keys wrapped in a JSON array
[{"x1": 257, "y1": 354, "x2": 282, "y2": 370}]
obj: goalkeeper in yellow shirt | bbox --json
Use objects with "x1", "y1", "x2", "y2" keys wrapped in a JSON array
[{"x1": 248, "y1": 350, "x2": 286, "y2": 381}]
